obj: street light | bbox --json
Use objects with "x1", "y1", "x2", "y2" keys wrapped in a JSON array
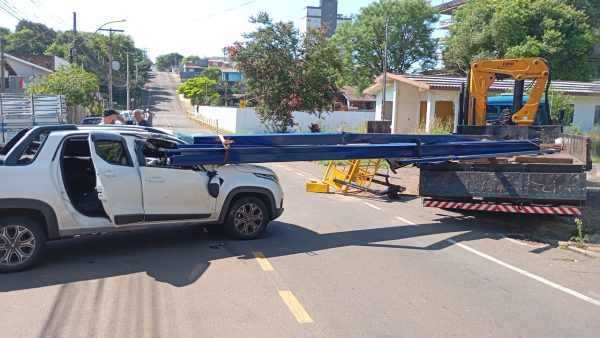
[
  {"x1": 70, "y1": 19, "x2": 126, "y2": 109},
  {"x1": 95, "y1": 20, "x2": 126, "y2": 109}
]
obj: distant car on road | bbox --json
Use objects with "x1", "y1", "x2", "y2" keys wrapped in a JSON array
[{"x1": 80, "y1": 116, "x2": 102, "y2": 125}]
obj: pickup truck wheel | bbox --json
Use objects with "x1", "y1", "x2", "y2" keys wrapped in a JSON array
[
  {"x1": 224, "y1": 196, "x2": 269, "y2": 240},
  {"x1": 0, "y1": 217, "x2": 46, "y2": 273}
]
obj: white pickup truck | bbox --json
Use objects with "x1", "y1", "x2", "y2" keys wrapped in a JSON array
[{"x1": 0, "y1": 125, "x2": 284, "y2": 272}]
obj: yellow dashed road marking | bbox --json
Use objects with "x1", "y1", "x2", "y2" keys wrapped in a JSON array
[
  {"x1": 278, "y1": 291, "x2": 314, "y2": 323},
  {"x1": 253, "y1": 251, "x2": 274, "y2": 271}
]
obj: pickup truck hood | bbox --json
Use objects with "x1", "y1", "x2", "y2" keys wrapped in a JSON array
[{"x1": 231, "y1": 164, "x2": 276, "y2": 176}]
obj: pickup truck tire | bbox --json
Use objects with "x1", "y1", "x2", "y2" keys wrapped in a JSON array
[
  {"x1": 224, "y1": 196, "x2": 269, "y2": 240},
  {"x1": 0, "y1": 216, "x2": 46, "y2": 273}
]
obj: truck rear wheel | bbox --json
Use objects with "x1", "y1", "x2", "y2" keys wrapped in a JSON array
[
  {"x1": 224, "y1": 196, "x2": 269, "y2": 240},
  {"x1": 0, "y1": 216, "x2": 46, "y2": 273}
]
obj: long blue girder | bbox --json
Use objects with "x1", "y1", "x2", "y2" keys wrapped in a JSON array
[{"x1": 162, "y1": 132, "x2": 548, "y2": 166}]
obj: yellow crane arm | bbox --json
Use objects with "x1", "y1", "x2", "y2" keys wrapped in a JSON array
[{"x1": 468, "y1": 58, "x2": 550, "y2": 126}]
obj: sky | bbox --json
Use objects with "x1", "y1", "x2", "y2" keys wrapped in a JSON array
[{"x1": 0, "y1": 0, "x2": 447, "y2": 61}]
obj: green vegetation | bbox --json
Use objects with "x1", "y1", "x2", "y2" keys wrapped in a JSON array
[
  {"x1": 1, "y1": 19, "x2": 151, "y2": 108},
  {"x1": 181, "y1": 55, "x2": 201, "y2": 64},
  {"x1": 177, "y1": 77, "x2": 221, "y2": 106},
  {"x1": 155, "y1": 53, "x2": 184, "y2": 71},
  {"x1": 571, "y1": 218, "x2": 590, "y2": 246},
  {"x1": 331, "y1": 0, "x2": 438, "y2": 90},
  {"x1": 26, "y1": 64, "x2": 99, "y2": 107},
  {"x1": 413, "y1": 119, "x2": 454, "y2": 135},
  {"x1": 444, "y1": 0, "x2": 597, "y2": 80},
  {"x1": 229, "y1": 12, "x2": 341, "y2": 133}
]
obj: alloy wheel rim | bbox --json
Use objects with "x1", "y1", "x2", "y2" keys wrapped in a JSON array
[
  {"x1": 233, "y1": 203, "x2": 264, "y2": 235},
  {"x1": 0, "y1": 225, "x2": 36, "y2": 267}
]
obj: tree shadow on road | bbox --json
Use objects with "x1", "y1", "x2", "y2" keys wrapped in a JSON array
[{"x1": 0, "y1": 214, "x2": 506, "y2": 292}]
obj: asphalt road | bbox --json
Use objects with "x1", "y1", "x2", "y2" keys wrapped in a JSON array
[
  {"x1": 144, "y1": 71, "x2": 214, "y2": 135},
  {"x1": 1, "y1": 73, "x2": 599, "y2": 337}
]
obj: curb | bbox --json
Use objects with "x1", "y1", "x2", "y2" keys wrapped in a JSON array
[{"x1": 558, "y1": 241, "x2": 600, "y2": 259}]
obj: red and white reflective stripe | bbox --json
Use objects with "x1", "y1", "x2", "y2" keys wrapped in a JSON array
[{"x1": 423, "y1": 199, "x2": 581, "y2": 216}]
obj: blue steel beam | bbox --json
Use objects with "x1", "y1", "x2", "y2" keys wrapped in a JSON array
[
  {"x1": 190, "y1": 132, "x2": 489, "y2": 147},
  {"x1": 167, "y1": 139, "x2": 543, "y2": 166}
]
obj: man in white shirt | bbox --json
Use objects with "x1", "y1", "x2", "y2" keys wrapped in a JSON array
[{"x1": 100, "y1": 109, "x2": 125, "y2": 125}]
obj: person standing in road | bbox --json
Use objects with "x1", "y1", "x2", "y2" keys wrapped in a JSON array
[
  {"x1": 133, "y1": 109, "x2": 150, "y2": 126},
  {"x1": 100, "y1": 109, "x2": 125, "y2": 125}
]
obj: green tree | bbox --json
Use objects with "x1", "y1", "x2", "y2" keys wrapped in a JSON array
[
  {"x1": 26, "y1": 64, "x2": 99, "y2": 107},
  {"x1": 546, "y1": 86, "x2": 575, "y2": 125},
  {"x1": 444, "y1": 0, "x2": 596, "y2": 80},
  {"x1": 6, "y1": 20, "x2": 56, "y2": 54},
  {"x1": 177, "y1": 77, "x2": 221, "y2": 106},
  {"x1": 156, "y1": 53, "x2": 183, "y2": 71},
  {"x1": 331, "y1": 0, "x2": 438, "y2": 90},
  {"x1": 229, "y1": 13, "x2": 342, "y2": 132},
  {"x1": 203, "y1": 67, "x2": 222, "y2": 82},
  {"x1": 566, "y1": 0, "x2": 600, "y2": 27},
  {"x1": 182, "y1": 55, "x2": 201, "y2": 64},
  {"x1": 0, "y1": 27, "x2": 10, "y2": 36}
]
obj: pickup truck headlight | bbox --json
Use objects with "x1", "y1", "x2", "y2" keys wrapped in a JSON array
[{"x1": 253, "y1": 172, "x2": 279, "y2": 183}]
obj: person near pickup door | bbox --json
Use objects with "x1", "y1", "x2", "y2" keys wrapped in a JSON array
[
  {"x1": 100, "y1": 109, "x2": 125, "y2": 125},
  {"x1": 133, "y1": 109, "x2": 150, "y2": 127}
]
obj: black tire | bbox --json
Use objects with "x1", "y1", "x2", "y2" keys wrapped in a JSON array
[
  {"x1": 224, "y1": 196, "x2": 269, "y2": 240},
  {"x1": 0, "y1": 216, "x2": 46, "y2": 273}
]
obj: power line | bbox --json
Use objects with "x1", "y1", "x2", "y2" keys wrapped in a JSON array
[
  {"x1": 0, "y1": 0, "x2": 30, "y2": 22},
  {"x1": 196, "y1": 0, "x2": 259, "y2": 20},
  {"x1": 0, "y1": 0, "x2": 25, "y2": 21},
  {"x1": 29, "y1": 0, "x2": 66, "y2": 26}
]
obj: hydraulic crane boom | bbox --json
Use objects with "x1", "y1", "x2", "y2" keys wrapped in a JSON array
[{"x1": 464, "y1": 57, "x2": 551, "y2": 126}]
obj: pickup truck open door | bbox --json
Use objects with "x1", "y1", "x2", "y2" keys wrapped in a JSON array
[{"x1": 89, "y1": 131, "x2": 145, "y2": 225}]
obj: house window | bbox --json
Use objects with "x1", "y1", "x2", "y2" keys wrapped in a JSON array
[{"x1": 594, "y1": 106, "x2": 600, "y2": 125}]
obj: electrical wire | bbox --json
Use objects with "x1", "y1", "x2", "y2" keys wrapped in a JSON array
[{"x1": 195, "y1": 0, "x2": 260, "y2": 20}]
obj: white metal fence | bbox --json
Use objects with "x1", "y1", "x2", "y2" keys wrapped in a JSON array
[{"x1": 0, "y1": 94, "x2": 66, "y2": 144}]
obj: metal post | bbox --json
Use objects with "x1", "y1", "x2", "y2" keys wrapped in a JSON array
[
  {"x1": 100, "y1": 27, "x2": 124, "y2": 109},
  {"x1": 71, "y1": 12, "x2": 77, "y2": 63},
  {"x1": 108, "y1": 35, "x2": 113, "y2": 109},
  {"x1": 126, "y1": 52, "x2": 130, "y2": 110},
  {"x1": 0, "y1": 37, "x2": 5, "y2": 93},
  {"x1": 513, "y1": 79, "x2": 524, "y2": 115},
  {"x1": 381, "y1": 19, "x2": 389, "y2": 121}
]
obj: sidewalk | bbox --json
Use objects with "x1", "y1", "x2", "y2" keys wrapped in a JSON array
[{"x1": 170, "y1": 73, "x2": 227, "y2": 134}]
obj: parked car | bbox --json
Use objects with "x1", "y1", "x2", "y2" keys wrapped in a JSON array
[
  {"x1": 0, "y1": 125, "x2": 284, "y2": 272},
  {"x1": 80, "y1": 116, "x2": 102, "y2": 125}
]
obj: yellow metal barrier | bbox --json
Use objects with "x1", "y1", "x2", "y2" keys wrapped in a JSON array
[{"x1": 306, "y1": 159, "x2": 384, "y2": 194}]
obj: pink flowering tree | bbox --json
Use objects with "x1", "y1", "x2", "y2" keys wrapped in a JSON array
[{"x1": 229, "y1": 13, "x2": 341, "y2": 132}]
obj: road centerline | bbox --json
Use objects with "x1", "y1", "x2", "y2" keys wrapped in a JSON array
[
  {"x1": 278, "y1": 291, "x2": 314, "y2": 323},
  {"x1": 252, "y1": 251, "x2": 275, "y2": 271}
]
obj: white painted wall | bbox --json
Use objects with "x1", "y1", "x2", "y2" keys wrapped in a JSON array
[
  {"x1": 194, "y1": 106, "x2": 375, "y2": 133},
  {"x1": 392, "y1": 81, "x2": 421, "y2": 133},
  {"x1": 572, "y1": 96, "x2": 600, "y2": 132},
  {"x1": 374, "y1": 84, "x2": 395, "y2": 120}
]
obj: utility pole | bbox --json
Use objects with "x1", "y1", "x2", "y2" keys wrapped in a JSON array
[
  {"x1": 0, "y1": 36, "x2": 5, "y2": 93},
  {"x1": 70, "y1": 12, "x2": 77, "y2": 63},
  {"x1": 99, "y1": 27, "x2": 124, "y2": 109},
  {"x1": 126, "y1": 52, "x2": 130, "y2": 110},
  {"x1": 381, "y1": 19, "x2": 389, "y2": 121}
]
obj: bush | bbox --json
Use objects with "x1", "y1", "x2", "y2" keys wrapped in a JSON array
[
  {"x1": 564, "y1": 124, "x2": 582, "y2": 135},
  {"x1": 413, "y1": 119, "x2": 454, "y2": 134},
  {"x1": 309, "y1": 123, "x2": 321, "y2": 133}
]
